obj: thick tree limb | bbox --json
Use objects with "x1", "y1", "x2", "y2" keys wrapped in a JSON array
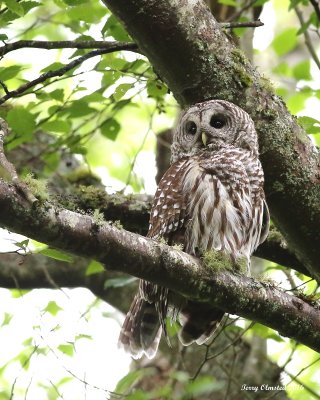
[
  {"x1": 0, "y1": 180, "x2": 319, "y2": 353},
  {"x1": 101, "y1": 0, "x2": 320, "y2": 279},
  {"x1": 63, "y1": 189, "x2": 309, "y2": 276}
]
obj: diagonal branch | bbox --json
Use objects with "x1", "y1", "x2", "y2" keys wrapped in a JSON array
[
  {"x1": 295, "y1": 6, "x2": 320, "y2": 71},
  {"x1": 0, "y1": 42, "x2": 138, "y2": 105},
  {"x1": 0, "y1": 179, "x2": 319, "y2": 353}
]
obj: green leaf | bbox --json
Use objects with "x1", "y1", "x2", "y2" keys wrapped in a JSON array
[
  {"x1": 272, "y1": 62, "x2": 292, "y2": 77},
  {"x1": 100, "y1": 118, "x2": 121, "y2": 141},
  {"x1": 41, "y1": 62, "x2": 65, "y2": 73},
  {"x1": 67, "y1": 4, "x2": 105, "y2": 23},
  {"x1": 272, "y1": 28, "x2": 298, "y2": 56},
  {"x1": 81, "y1": 91, "x2": 105, "y2": 103},
  {"x1": 43, "y1": 301, "x2": 63, "y2": 316},
  {"x1": 292, "y1": 60, "x2": 312, "y2": 81},
  {"x1": 125, "y1": 391, "x2": 149, "y2": 400},
  {"x1": 289, "y1": 0, "x2": 308, "y2": 10},
  {"x1": 66, "y1": 100, "x2": 97, "y2": 117},
  {"x1": 7, "y1": 108, "x2": 36, "y2": 137},
  {"x1": 104, "y1": 276, "x2": 137, "y2": 289},
  {"x1": 286, "y1": 92, "x2": 309, "y2": 114},
  {"x1": 298, "y1": 116, "x2": 320, "y2": 135},
  {"x1": 1, "y1": 312, "x2": 12, "y2": 327},
  {"x1": 116, "y1": 369, "x2": 152, "y2": 394},
  {"x1": 113, "y1": 83, "x2": 133, "y2": 101},
  {"x1": 75, "y1": 333, "x2": 92, "y2": 341},
  {"x1": 40, "y1": 248, "x2": 74, "y2": 262},
  {"x1": 3, "y1": 0, "x2": 24, "y2": 16},
  {"x1": 0, "y1": 34, "x2": 8, "y2": 41},
  {"x1": 58, "y1": 344, "x2": 74, "y2": 357},
  {"x1": 101, "y1": 70, "x2": 121, "y2": 88},
  {"x1": 186, "y1": 376, "x2": 222, "y2": 396},
  {"x1": 63, "y1": 0, "x2": 88, "y2": 5},
  {"x1": 251, "y1": 323, "x2": 285, "y2": 342},
  {"x1": 218, "y1": 0, "x2": 237, "y2": 5},
  {"x1": 0, "y1": 65, "x2": 23, "y2": 81},
  {"x1": 41, "y1": 120, "x2": 71, "y2": 133},
  {"x1": 102, "y1": 14, "x2": 131, "y2": 41},
  {"x1": 86, "y1": 260, "x2": 105, "y2": 276},
  {"x1": 147, "y1": 80, "x2": 167, "y2": 99},
  {"x1": 21, "y1": 1, "x2": 41, "y2": 14},
  {"x1": 14, "y1": 239, "x2": 30, "y2": 251},
  {"x1": 48, "y1": 89, "x2": 65, "y2": 101}
]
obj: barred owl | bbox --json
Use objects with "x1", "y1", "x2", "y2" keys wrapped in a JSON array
[{"x1": 119, "y1": 100, "x2": 269, "y2": 359}]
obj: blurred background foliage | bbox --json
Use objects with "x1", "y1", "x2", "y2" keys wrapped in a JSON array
[{"x1": 0, "y1": 0, "x2": 319, "y2": 399}]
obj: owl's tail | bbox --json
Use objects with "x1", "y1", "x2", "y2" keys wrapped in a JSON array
[
  {"x1": 118, "y1": 294, "x2": 162, "y2": 359},
  {"x1": 178, "y1": 301, "x2": 224, "y2": 346}
]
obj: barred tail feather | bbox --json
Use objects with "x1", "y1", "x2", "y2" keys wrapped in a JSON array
[
  {"x1": 118, "y1": 294, "x2": 162, "y2": 359},
  {"x1": 178, "y1": 301, "x2": 224, "y2": 346}
]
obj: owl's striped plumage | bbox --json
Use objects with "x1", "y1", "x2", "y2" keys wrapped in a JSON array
[{"x1": 119, "y1": 100, "x2": 269, "y2": 359}]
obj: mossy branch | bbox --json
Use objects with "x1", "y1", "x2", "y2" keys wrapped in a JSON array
[{"x1": 0, "y1": 179, "x2": 319, "y2": 353}]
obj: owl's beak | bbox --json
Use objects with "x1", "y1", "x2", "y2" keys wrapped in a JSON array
[{"x1": 201, "y1": 132, "x2": 208, "y2": 146}]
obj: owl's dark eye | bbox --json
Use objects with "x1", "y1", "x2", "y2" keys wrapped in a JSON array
[
  {"x1": 185, "y1": 121, "x2": 197, "y2": 135},
  {"x1": 210, "y1": 115, "x2": 226, "y2": 129}
]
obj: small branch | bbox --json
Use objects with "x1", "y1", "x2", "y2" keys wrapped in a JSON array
[
  {"x1": 0, "y1": 40, "x2": 139, "y2": 57},
  {"x1": 309, "y1": 0, "x2": 320, "y2": 22},
  {"x1": 0, "y1": 42, "x2": 139, "y2": 105},
  {"x1": 0, "y1": 179, "x2": 319, "y2": 353},
  {"x1": 295, "y1": 6, "x2": 320, "y2": 71},
  {"x1": 0, "y1": 253, "x2": 135, "y2": 313},
  {"x1": 220, "y1": 20, "x2": 263, "y2": 29}
]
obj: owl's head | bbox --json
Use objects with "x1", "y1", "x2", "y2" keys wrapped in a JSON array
[{"x1": 171, "y1": 100, "x2": 258, "y2": 163}]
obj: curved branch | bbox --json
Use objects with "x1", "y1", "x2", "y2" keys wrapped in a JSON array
[
  {"x1": 101, "y1": 0, "x2": 320, "y2": 279},
  {"x1": 0, "y1": 180, "x2": 319, "y2": 353},
  {"x1": 0, "y1": 42, "x2": 138, "y2": 105}
]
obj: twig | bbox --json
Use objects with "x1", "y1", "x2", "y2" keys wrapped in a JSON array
[
  {"x1": 295, "y1": 6, "x2": 320, "y2": 71},
  {"x1": 220, "y1": 20, "x2": 263, "y2": 29},
  {"x1": 0, "y1": 39, "x2": 139, "y2": 57},
  {"x1": 0, "y1": 43, "x2": 139, "y2": 105}
]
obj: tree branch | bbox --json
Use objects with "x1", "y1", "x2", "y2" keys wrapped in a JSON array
[
  {"x1": 101, "y1": 0, "x2": 320, "y2": 279},
  {"x1": 61, "y1": 189, "x2": 309, "y2": 276},
  {"x1": 220, "y1": 20, "x2": 263, "y2": 29},
  {"x1": 0, "y1": 180, "x2": 319, "y2": 353},
  {"x1": 0, "y1": 42, "x2": 138, "y2": 104},
  {"x1": 0, "y1": 40, "x2": 138, "y2": 57},
  {"x1": 294, "y1": 6, "x2": 320, "y2": 71},
  {"x1": 0, "y1": 253, "x2": 135, "y2": 313}
]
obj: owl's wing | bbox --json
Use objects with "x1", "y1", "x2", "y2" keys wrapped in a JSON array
[
  {"x1": 147, "y1": 157, "x2": 191, "y2": 240},
  {"x1": 259, "y1": 199, "x2": 270, "y2": 245}
]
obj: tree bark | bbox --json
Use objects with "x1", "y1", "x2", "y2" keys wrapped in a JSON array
[
  {"x1": 0, "y1": 180, "x2": 319, "y2": 353},
  {"x1": 101, "y1": 0, "x2": 320, "y2": 279}
]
